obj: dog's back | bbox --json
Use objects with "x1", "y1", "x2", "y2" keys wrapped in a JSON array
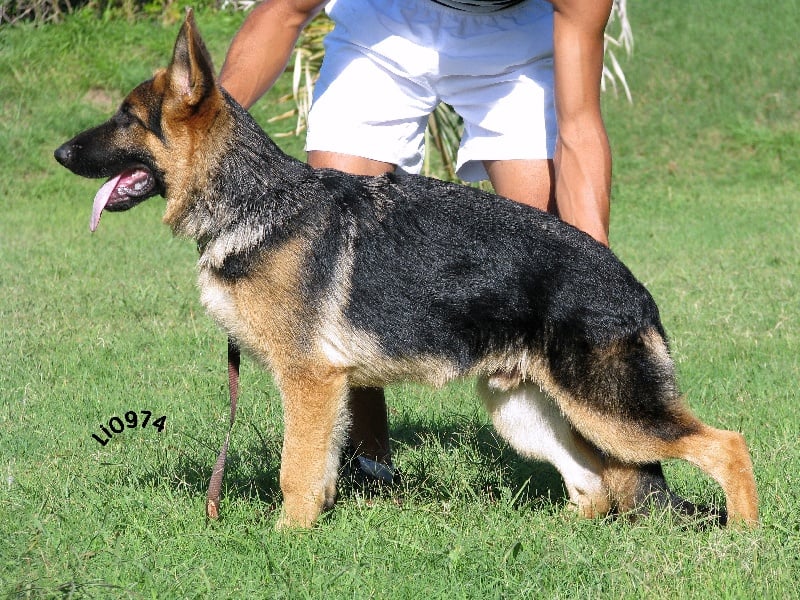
[
  {"x1": 348, "y1": 172, "x2": 658, "y2": 350},
  {"x1": 301, "y1": 169, "x2": 661, "y2": 380}
]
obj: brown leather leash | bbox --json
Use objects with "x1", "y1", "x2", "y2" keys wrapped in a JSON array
[{"x1": 206, "y1": 337, "x2": 240, "y2": 520}]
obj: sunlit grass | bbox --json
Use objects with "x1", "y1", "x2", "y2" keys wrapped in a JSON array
[{"x1": 1, "y1": 4, "x2": 798, "y2": 597}]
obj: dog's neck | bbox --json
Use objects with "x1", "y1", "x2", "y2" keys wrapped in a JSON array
[{"x1": 182, "y1": 92, "x2": 320, "y2": 271}]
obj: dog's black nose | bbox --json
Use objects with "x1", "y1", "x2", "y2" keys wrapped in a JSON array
[{"x1": 54, "y1": 143, "x2": 74, "y2": 167}]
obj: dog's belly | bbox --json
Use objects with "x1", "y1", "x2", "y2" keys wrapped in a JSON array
[
  {"x1": 317, "y1": 320, "x2": 544, "y2": 391},
  {"x1": 314, "y1": 316, "x2": 456, "y2": 387}
]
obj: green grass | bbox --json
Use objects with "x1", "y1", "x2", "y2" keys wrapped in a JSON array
[{"x1": 2, "y1": 3, "x2": 799, "y2": 597}]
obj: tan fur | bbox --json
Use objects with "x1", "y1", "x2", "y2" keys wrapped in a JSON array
[
  {"x1": 674, "y1": 427, "x2": 758, "y2": 524},
  {"x1": 532, "y1": 363, "x2": 758, "y2": 522},
  {"x1": 602, "y1": 459, "x2": 649, "y2": 514},
  {"x1": 198, "y1": 238, "x2": 311, "y2": 375},
  {"x1": 161, "y1": 111, "x2": 230, "y2": 235},
  {"x1": 277, "y1": 368, "x2": 350, "y2": 528}
]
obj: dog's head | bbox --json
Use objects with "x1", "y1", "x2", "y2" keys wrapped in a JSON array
[{"x1": 54, "y1": 10, "x2": 225, "y2": 232}]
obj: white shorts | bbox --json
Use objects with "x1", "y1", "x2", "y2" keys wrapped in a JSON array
[{"x1": 305, "y1": 0, "x2": 556, "y2": 182}]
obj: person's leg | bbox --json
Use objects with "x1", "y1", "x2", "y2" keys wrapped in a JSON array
[
  {"x1": 304, "y1": 0, "x2": 442, "y2": 481},
  {"x1": 308, "y1": 151, "x2": 395, "y2": 178},
  {"x1": 346, "y1": 386, "x2": 392, "y2": 467},
  {"x1": 483, "y1": 158, "x2": 556, "y2": 214},
  {"x1": 302, "y1": 4, "x2": 440, "y2": 482}
]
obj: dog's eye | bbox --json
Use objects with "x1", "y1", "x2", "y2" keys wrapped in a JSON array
[
  {"x1": 114, "y1": 104, "x2": 140, "y2": 129},
  {"x1": 114, "y1": 111, "x2": 133, "y2": 128}
]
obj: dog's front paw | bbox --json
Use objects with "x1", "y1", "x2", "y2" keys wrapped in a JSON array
[
  {"x1": 274, "y1": 511, "x2": 309, "y2": 531},
  {"x1": 274, "y1": 491, "x2": 329, "y2": 530}
]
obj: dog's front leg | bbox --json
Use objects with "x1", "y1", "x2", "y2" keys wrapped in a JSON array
[{"x1": 276, "y1": 367, "x2": 350, "y2": 529}]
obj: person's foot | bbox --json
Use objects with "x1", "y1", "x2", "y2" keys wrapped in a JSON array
[{"x1": 340, "y1": 444, "x2": 399, "y2": 488}]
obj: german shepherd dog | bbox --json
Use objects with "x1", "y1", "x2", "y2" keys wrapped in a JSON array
[{"x1": 55, "y1": 12, "x2": 758, "y2": 528}]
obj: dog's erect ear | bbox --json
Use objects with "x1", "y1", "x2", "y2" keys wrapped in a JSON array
[{"x1": 167, "y1": 8, "x2": 216, "y2": 108}]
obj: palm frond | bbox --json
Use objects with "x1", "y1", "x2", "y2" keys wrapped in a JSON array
[
  {"x1": 219, "y1": 0, "x2": 259, "y2": 10},
  {"x1": 602, "y1": 0, "x2": 634, "y2": 102},
  {"x1": 425, "y1": 103, "x2": 463, "y2": 179}
]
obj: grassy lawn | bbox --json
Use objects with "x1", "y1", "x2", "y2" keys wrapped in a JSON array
[{"x1": 1, "y1": 2, "x2": 798, "y2": 597}]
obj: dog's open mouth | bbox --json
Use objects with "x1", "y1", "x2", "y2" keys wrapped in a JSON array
[{"x1": 90, "y1": 167, "x2": 156, "y2": 232}]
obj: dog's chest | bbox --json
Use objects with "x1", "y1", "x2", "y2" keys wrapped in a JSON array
[
  {"x1": 195, "y1": 257, "x2": 310, "y2": 373},
  {"x1": 197, "y1": 267, "x2": 278, "y2": 370},
  {"x1": 197, "y1": 268, "x2": 240, "y2": 336}
]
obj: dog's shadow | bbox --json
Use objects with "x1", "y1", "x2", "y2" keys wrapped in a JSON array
[{"x1": 160, "y1": 413, "x2": 568, "y2": 517}]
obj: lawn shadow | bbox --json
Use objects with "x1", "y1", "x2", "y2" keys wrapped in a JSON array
[
  {"x1": 151, "y1": 412, "x2": 568, "y2": 516},
  {"x1": 387, "y1": 414, "x2": 568, "y2": 510}
]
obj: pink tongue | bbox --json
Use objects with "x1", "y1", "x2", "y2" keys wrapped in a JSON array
[{"x1": 90, "y1": 174, "x2": 122, "y2": 232}]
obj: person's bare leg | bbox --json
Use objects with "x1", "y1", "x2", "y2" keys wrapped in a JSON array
[
  {"x1": 308, "y1": 150, "x2": 395, "y2": 177},
  {"x1": 483, "y1": 158, "x2": 555, "y2": 213},
  {"x1": 307, "y1": 150, "x2": 395, "y2": 472},
  {"x1": 347, "y1": 387, "x2": 392, "y2": 466},
  {"x1": 484, "y1": 157, "x2": 609, "y2": 246}
]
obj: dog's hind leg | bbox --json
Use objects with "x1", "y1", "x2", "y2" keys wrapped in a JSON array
[
  {"x1": 477, "y1": 379, "x2": 611, "y2": 517},
  {"x1": 588, "y1": 415, "x2": 757, "y2": 524},
  {"x1": 602, "y1": 458, "x2": 726, "y2": 523},
  {"x1": 671, "y1": 424, "x2": 758, "y2": 523},
  {"x1": 547, "y1": 331, "x2": 758, "y2": 525},
  {"x1": 275, "y1": 367, "x2": 351, "y2": 529}
]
